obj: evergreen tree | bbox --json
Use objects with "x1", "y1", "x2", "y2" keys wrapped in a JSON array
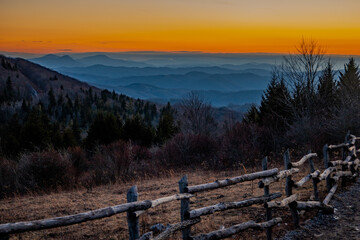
[
  {"x1": 242, "y1": 105, "x2": 260, "y2": 124},
  {"x1": 258, "y1": 72, "x2": 292, "y2": 133},
  {"x1": 338, "y1": 58, "x2": 360, "y2": 98},
  {"x1": 47, "y1": 88, "x2": 56, "y2": 114},
  {"x1": 157, "y1": 102, "x2": 179, "y2": 144},
  {"x1": 5, "y1": 77, "x2": 14, "y2": 101},
  {"x1": 85, "y1": 112, "x2": 122, "y2": 148},
  {"x1": 336, "y1": 58, "x2": 360, "y2": 135},
  {"x1": 317, "y1": 61, "x2": 337, "y2": 117},
  {"x1": 122, "y1": 115, "x2": 155, "y2": 147}
]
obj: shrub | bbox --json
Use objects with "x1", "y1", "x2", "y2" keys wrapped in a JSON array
[
  {"x1": 219, "y1": 122, "x2": 263, "y2": 168},
  {"x1": 17, "y1": 150, "x2": 74, "y2": 192},
  {"x1": 0, "y1": 157, "x2": 17, "y2": 198},
  {"x1": 157, "y1": 133, "x2": 218, "y2": 168}
]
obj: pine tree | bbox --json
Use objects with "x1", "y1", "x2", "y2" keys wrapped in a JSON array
[
  {"x1": 336, "y1": 58, "x2": 360, "y2": 135},
  {"x1": 157, "y1": 102, "x2": 179, "y2": 144},
  {"x1": 338, "y1": 58, "x2": 360, "y2": 98},
  {"x1": 258, "y1": 71, "x2": 292, "y2": 132},
  {"x1": 317, "y1": 61, "x2": 337, "y2": 117}
]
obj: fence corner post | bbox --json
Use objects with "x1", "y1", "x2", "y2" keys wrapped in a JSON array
[
  {"x1": 262, "y1": 157, "x2": 272, "y2": 240},
  {"x1": 284, "y1": 149, "x2": 299, "y2": 228},
  {"x1": 179, "y1": 175, "x2": 191, "y2": 240},
  {"x1": 323, "y1": 144, "x2": 332, "y2": 192},
  {"x1": 127, "y1": 185, "x2": 140, "y2": 240}
]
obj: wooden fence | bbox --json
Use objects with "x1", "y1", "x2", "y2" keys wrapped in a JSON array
[{"x1": 0, "y1": 132, "x2": 359, "y2": 240}]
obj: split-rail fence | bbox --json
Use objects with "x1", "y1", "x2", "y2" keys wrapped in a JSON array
[{"x1": 0, "y1": 132, "x2": 359, "y2": 240}]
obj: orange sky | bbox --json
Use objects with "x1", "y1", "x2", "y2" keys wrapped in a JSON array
[{"x1": 1, "y1": 0, "x2": 360, "y2": 55}]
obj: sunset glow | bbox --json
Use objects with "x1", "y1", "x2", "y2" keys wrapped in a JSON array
[{"x1": 1, "y1": 0, "x2": 360, "y2": 54}]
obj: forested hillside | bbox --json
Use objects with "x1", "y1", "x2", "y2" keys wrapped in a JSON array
[{"x1": 0, "y1": 55, "x2": 176, "y2": 155}]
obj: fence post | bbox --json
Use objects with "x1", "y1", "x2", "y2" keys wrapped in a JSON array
[
  {"x1": 127, "y1": 185, "x2": 140, "y2": 240},
  {"x1": 262, "y1": 157, "x2": 272, "y2": 240},
  {"x1": 179, "y1": 175, "x2": 191, "y2": 240},
  {"x1": 323, "y1": 144, "x2": 332, "y2": 192},
  {"x1": 284, "y1": 149, "x2": 299, "y2": 228},
  {"x1": 308, "y1": 151, "x2": 319, "y2": 201},
  {"x1": 342, "y1": 132, "x2": 351, "y2": 187}
]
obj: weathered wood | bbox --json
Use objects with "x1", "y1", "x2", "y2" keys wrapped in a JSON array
[
  {"x1": 258, "y1": 168, "x2": 299, "y2": 188},
  {"x1": 179, "y1": 175, "x2": 191, "y2": 240},
  {"x1": 293, "y1": 170, "x2": 320, "y2": 188},
  {"x1": 186, "y1": 192, "x2": 282, "y2": 219},
  {"x1": 290, "y1": 153, "x2": 317, "y2": 167},
  {"x1": 328, "y1": 143, "x2": 349, "y2": 150},
  {"x1": 137, "y1": 232, "x2": 153, "y2": 240},
  {"x1": 284, "y1": 149, "x2": 299, "y2": 228},
  {"x1": 323, "y1": 184, "x2": 338, "y2": 205},
  {"x1": 295, "y1": 201, "x2": 334, "y2": 214},
  {"x1": 186, "y1": 168, "x2": 278, "y2": 193},
  {"x1": 309, "y1": 156, "x2": 319, "y2": 201},
  {"x1": 127, "y1": 186, "x2": 140, "y2": 240},
  {"x1": 265, "y1": 194, "x2": 298, "y2": 208},
  {"x1": 262, "y1": 157, "x2": 272, "y2": 240},
  {"x1": 262, "y1": 157, "x2": 270, "y2": 196},
  {"x1": 330, "y1": 160, "x2": 349, "y2": 167},
  {"x1": 319, "y1": 167, "x2": 336, "y2": 180},
  {"x1": 135, "y1": 193, "x2": 193, "y2": 217},
  {"x1": 332, "y1": 171, "x2": 355, "y2": 182},
  {"x1": 0, "y1": 200, "x2": 152, "y2": 235},
  {"x1": 153, "y1": 218, "x2": 200, "y2": 240},
  {"x1": 354, "y1": 159, "x2": 360, "y2": 171},
  {"x1": 323, "y1": 144, "x2": 332, "y2": 192},
  {"x1": 191, "y1": 218, "x2": 282, "y2": 240},
  {"x1": 343, "y1": 155, "x2": 352, "y2": 163}
]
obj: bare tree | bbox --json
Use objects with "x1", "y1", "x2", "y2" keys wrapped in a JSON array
[
  {"x1": 280, "y1": 38, "x2": 328, "y2": 148},
  {"x1": 180, "y1": 92, "x2": 217, "y2": 136},
  {"x1": 282, "y1": 37, "x2": 326, "y2": 117}
]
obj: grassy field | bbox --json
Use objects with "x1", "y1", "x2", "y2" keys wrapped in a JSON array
[{"x1": 0, "y1": 161, "x2": 331, "y2": 240}]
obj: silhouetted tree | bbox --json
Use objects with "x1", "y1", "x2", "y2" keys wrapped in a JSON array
[
  {"x1": 157, "y1": 102, "x2": 179, "y2": 144},
  {"x1": 180, "y1": 92, "x2": 216, "y2": 136}
]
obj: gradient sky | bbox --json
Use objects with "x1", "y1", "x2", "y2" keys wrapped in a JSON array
[{"x1": 1, "y1": 0, "x2": 359, "y2": 54}]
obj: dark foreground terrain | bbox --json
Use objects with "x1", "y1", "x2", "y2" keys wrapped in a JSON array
[{"x1": 281, "y1": 177, "x2": 360, "y2": 240}]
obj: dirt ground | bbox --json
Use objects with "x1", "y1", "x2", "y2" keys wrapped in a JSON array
[
  {"x1": 280, "y1": 177, "x2": 360, "y2": 240},
  {"x1": 0, "y1": 162, "x2": 348, "y2": 240}
]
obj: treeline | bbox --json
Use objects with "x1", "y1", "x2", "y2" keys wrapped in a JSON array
[
  {"x1": 0, "y1": 81, "x2": 178, "y2": 156},
  {"x1": 244, "y1": 42, "x2": 360, "y2": 154}
]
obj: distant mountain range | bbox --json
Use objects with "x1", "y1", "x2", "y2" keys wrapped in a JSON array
[
  {"x1": 30, "y1": 54, "x2": 151, "y2": 68},
  {"x1": 26, "y1": 53, "x2": 273, "y2": 109},
  {"x1": 115, "y1": 83, "x2": 263, "y2": 107}
]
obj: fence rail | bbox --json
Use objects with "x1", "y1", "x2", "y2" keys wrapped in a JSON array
[{"x1": 0, "y1": 132, "x2": 359, "y2": 240}]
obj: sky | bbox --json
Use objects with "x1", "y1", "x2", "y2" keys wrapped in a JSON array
[{"x1": 1, "y1": 0, "x2": 360, "y2": 55}]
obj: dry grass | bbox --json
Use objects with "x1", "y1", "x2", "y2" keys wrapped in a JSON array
[{"x1": 0, "y1": 161, "x2": 331, "y2": 240}]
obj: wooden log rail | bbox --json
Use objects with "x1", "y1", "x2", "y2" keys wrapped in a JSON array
[
  {"x1": 319, "y1": 167, "x2": 337, "y2": 180},
  {"x1": 191, "y1": 218, "x2": 282, "y2": 240},
  {"x1": 323, "y1": 184, "x2": 338, "y2": 205},
  {"x1": 293, "y1": 170, "x2": 320, "y2": 188},
  {"x1": 153, "y1": 218, "x2": 201, "y2": 240},
  {"x1": 258, "y1": 168, "x2": 299, "y2": 188},
  {"x1": 185, "y1": 168, "x2": 279, "y2": 193},
  {"x1": 0, "y1": 200, "x2": 153, "y2": 235},
  {"x1": 328, "y1": 142, "x2": 350, "y2": 150},
  {"x1": 289, "y1": 153, "x2": 317, "y2": 167},
  {"x1": 295, "y1": 201, "x2": 334, "y2": 214},
  {"x1": 265, "y1": 194, "x2": 298, "y2": 208},
  {"x1": 135, "y1": 193, "x2": 193, "y2": 217},
  {"x1": 186, "y1": 192, "x2": 282, "y2": 219}
]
